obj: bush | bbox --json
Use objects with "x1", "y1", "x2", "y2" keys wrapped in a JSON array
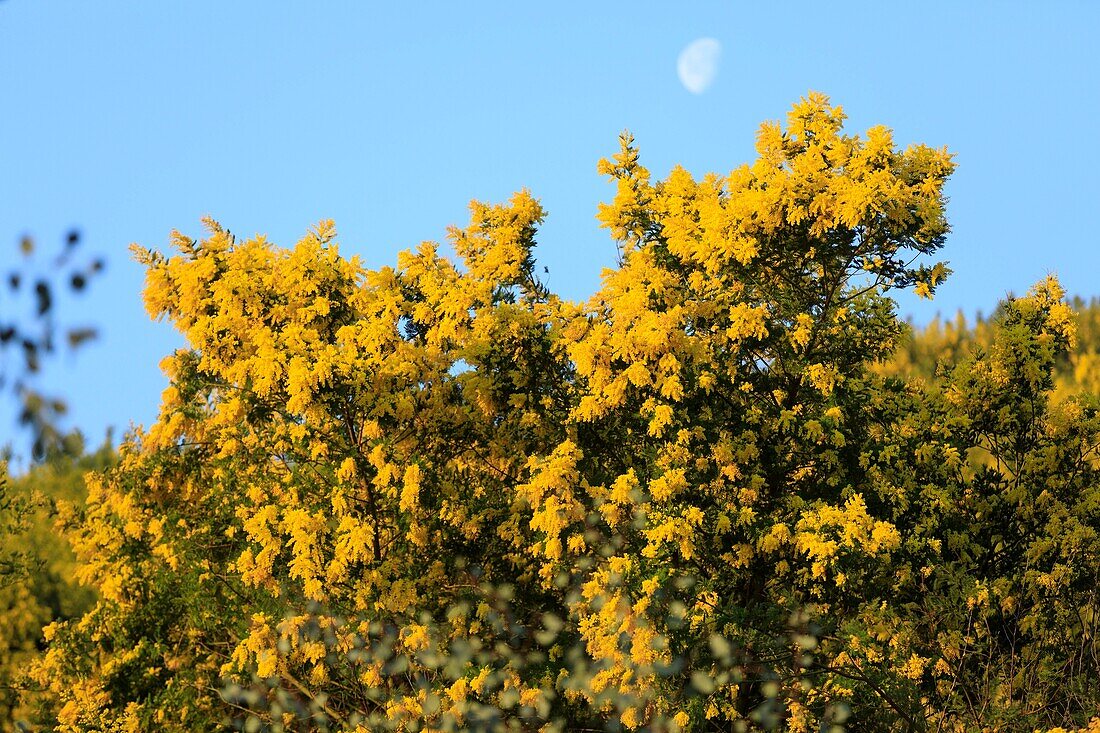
[{"x1": 28, "y1": 94, "x2": 1100, "y2": 732}]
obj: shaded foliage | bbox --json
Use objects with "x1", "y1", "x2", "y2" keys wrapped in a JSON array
[{"x1": 0, "y1": 440, "x2": 112, "y2": 731}]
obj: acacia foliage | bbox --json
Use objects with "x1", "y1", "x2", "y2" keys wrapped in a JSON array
[
  {"x1": 882, "y1": 296, "x2": 1100, "y2": 400},
  {"x1": 0, "y1": 445, "x2": 108, "y2": 730},
  {"x1": 29, "y1": 94, "x2": 1100, "y2": 731}
]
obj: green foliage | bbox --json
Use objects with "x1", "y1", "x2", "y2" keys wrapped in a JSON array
[
  {"x1": 0, "y1": 441, "x2": 112, "y2": 731},
  {"x1": 882, "y1": 296, "x2": 1100, "y2": 399}
]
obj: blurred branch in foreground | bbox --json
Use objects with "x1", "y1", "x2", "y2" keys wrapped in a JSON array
[{"x1": 1, "y1": 229, "x2": 105, "y2": 462}]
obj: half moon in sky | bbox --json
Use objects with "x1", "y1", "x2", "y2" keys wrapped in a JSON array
[{"x1": 677, "y1": 38, "x2": 722, "y2": 94}]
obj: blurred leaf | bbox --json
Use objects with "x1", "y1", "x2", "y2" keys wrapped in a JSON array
[
  {"x1": 66, "y1": 328, "x2": 97, "y2": 348},
  {"x1": 34, "y1": 280, "x2": 51, "y2": 316},
  {"x1": 21, "y1": 339, "x2": 39, "y2": 372}
]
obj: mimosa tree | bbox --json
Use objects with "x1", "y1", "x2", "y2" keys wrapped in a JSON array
[{"x1": 29, "y1": 94, "x2": 1100, "y2": 732}]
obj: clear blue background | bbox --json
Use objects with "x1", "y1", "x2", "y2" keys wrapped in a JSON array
[{"x1": 2, "y1": 1, "x2": 1098, "y2": 453}]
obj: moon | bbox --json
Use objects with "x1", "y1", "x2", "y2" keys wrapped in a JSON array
[{"x1": 677, "y1": 38, "x2": 722, "y2": 94}]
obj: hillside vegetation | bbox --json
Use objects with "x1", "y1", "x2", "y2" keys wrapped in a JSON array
[{"x1": 2, "y1": 95, "x2": 1099, "y2": 732}]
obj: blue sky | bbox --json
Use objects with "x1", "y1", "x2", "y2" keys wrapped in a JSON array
[{"x1": 2, "y1": 1, "x2": 1098, "y2": 452}]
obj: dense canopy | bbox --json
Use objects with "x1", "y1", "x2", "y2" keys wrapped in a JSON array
[{"x1": 2, "y1": 94, "x2": 1099, "y2": 732}]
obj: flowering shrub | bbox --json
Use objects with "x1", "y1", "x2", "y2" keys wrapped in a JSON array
[
  {"x1": 0, "y1": 447, "x2": 107, "y2": 731},
  {"x1": 25, "y1": 94, "x2": 1100, "y2": 731}
]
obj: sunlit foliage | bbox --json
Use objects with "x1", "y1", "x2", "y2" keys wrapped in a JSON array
[
  {"x1": 882, "y1": 296, "x2": 1100, "y2": 401},
  {"x1": 20, "y1": 95, "x2": 1100, "y2": 731}
]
